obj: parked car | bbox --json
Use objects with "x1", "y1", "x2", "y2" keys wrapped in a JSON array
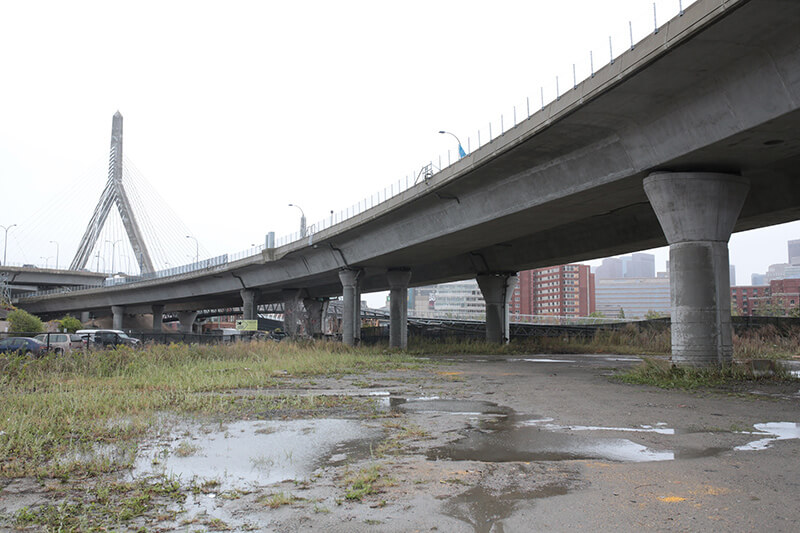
[
  {"x1": 33, "y1": 333, "x2": 84, "y2": 354},
  {"x1": 0, "y1": 337, "x2": 48, "y2": 357},
  {"x1": 76, "y1": 329, "x2": 141, "y2": 348}
]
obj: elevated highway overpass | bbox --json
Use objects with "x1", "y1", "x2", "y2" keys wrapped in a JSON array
[
  {"x1": 15, "y1": 0, "x2": 800, "y2": 365},
  {"x1": 1, "y1": 266, "x2": 105, "y2": 297}
]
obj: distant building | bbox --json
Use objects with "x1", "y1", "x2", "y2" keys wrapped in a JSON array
[
  {"x1": 595, "y1": 278, "x2": 670, "y2": 318},
  {"x1": 731, "y1": 279, "x2": 800, "y2": 316},
  {"x1": 410, "y1": 280, "x2": 484, "y2": 317},
  {"x1": 768, "y1": 278, "x2": 800, "y2": 315},
  {"x1": 751, "y1": 272, "x2": 767, "y2": 285},
  {"x1": 729, "y1": 264, "x2": 737, "y2": 286},
  {"x1": 785, "y1": 265, "x2": 800, "y2": 279},
  {"x1": 766, "y1": 263, "x2": 789, "y2": 282},
  {"x1": 595, "y1": 253, "x2": 655, "y2": 280},
  {"x1": 730, "y1": 285, "x2": 770, "y2": 316},
  {"x1": 789, "y1": 238, "x2": 800, "y2": 265},
  {"x1": 513, "y1": 264, "x2": 595, "y2": 317}
]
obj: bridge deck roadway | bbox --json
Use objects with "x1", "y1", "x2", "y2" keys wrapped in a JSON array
[{"x1": 16, "y1": 0, "x2": 800, "y2": 317}]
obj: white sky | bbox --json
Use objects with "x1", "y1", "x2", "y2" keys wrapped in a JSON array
[{"x1": 1, "y1": 0, "x2": 798, "y2": 307}]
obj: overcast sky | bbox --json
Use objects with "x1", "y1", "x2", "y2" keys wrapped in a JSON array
[{"x1": 1, "y1": 0, "x2": 798, "y2": 306}]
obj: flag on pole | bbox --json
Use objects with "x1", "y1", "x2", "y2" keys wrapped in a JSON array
[{"x1": 458, "y1": 144, "x2": 466, "y2": 158}]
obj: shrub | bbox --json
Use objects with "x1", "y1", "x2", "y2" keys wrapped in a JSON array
[
  {"x1": 7, "y1": 309, "x2": 44, "y2": 334},
  {"x1": 58, "y1": 315, "x2": 83, "y2": 333}
]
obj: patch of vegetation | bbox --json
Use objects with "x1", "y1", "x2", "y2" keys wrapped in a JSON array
[
  {"x1": 0, "y1": 341, "x2": 422, "y2": 478},
  {"x1": 407, "y1": 324, "x2": 671, "y2": 356},
  {"x1": 617, "y1": 357, "x2": 797, "y2": 390},
  {"x1": 6, "y1": 308, "x2": 44, "y2": 334},
  {"x1": 733, "y1": 324, "x2": 800, "y2": 359},
  {"x1": 12, "y1": 475, "x2": 184, "y2": 530},
  {"x1": 261, "y1": 491, "x2": 304, "y2": 508},
  {"x1": 174, "y1": 440, "x2": 200, "y2": 457},
  {"x1": 342, "y1": 464, "x2": 395, "y2": 501},
  {"x1": 57, "y1": 315, "x2": 83, "y2": 333},
  {"x1": 408, "y1": 322, "x2": 800, "y2": 360}
]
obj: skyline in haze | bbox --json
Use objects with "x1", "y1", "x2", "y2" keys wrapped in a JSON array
[{"x1": 2, "y1": 0, "x2": 799, "y2": 306}]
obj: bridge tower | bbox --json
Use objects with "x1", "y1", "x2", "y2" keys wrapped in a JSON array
[{"x1": 69, "y1": 112, "x2": 155, "y2": 274}]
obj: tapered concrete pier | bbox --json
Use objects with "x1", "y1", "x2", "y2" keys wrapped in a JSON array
[{"x1": 644, "y1": 172, "x2": 749, "y2": 366}]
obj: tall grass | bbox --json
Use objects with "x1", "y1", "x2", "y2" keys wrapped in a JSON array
[
  {"x1": 409, "y1": 323, "x2": 798, "y2": 360},
  {"x1": 733, "y1": 324, "x2": 800, "y2": 360},
  {"x1": 0, "y1": 341, "x2": 419, "y2": 477},
  {"x1": 408, "y1": 324, "x2": 671, "y2": 356}
]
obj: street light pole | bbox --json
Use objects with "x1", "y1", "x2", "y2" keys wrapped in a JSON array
[
  {"x1": 1, "y1": 224, "x2": 17, "y2": 266},
  {"x1": 40, "y1": 256, "x2": 52, "y2": 268},
  {"x1": 105, "y1": 239, "x2": 121, "y2": 273},
  {"x1": 288, "y1": 204, "x2": 307, "y2": 237},
  {"x1": 186, "y1": 235, "x2": 199, "y2": 263},
  {"x1": 49, "y1": 240, "x2": 59, "y2": 270},
  {"x1": 439, "y1": 130, "x2": 466, "y2": 159}
]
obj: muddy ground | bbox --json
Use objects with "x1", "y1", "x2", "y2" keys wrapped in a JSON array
[{"x1": 2, "y1": 353, "x2": 800, "y2": 532}]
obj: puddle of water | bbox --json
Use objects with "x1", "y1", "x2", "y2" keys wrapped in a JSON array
[
  {"x1": 444, "y1": 483, "x2": 569, "y2": 533},
  {"x1": 735, "y1": 422, "x2": 800, "y2": 451},
  {"x1": 509, "y1": 358, "x2": 575, "y2": 363},
  {"x1": 428, "y1": 423, "x2": 677, "y2": 463},
  {"x1": 392, "y1": 398, "x2": 511, "y2": 417},
  {"x1": 133, "y1": 419, "x2": 383, "y2": 490},
  {"x1": 520, "y1": 421, "x2": 675, "y2": 435}
]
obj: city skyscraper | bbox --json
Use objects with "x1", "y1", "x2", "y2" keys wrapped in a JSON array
[{"x1": 789, "y1": 238, "x2": 800, "y2": 265}]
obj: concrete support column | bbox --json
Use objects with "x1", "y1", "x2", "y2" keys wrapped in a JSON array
[
  {"x1": 354, "y1": 280, "x2": 362, "y2": 344},
  {"x1": 644, "y1": 172, "x2": 749, "y2": 366},
  {"x1": 240, "y1": 288, "x2": 260, "y2": 320},
  {"x1": 303, "y1": 297, "x2": 329, "y2": 336},
  {"x1": 177, "y1": 311, "x2": 198, "y2": 334},
  {"x1": 387, "y1": 269, "x2": 412, "y2": 349},
  {"x1": 151, "y1": 304, "x2": 164, "y2": 333},
  {"x1": 477, "y1": 273, "x2": 519, "y2": 344},
  {"x1": 111, "y1": 305, "x2": 124, "y2": 331},
  {"x1": 338, "y1": 269, "x2": 360, "y2": 346},
  {"x1": 282, "y1": 289, "x2": 304, "y2": 337},
  {"x1": 80, "y1": 311, "x2": 90, "y2": 324}
]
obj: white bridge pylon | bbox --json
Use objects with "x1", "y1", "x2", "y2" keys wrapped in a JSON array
[{"x1": 69, "y1": 112, "x2": 155, "y2": 274}]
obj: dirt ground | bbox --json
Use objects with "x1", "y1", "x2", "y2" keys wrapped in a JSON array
[{"x1": 2, "y1": 353, "x2": 799, "y2": 532}]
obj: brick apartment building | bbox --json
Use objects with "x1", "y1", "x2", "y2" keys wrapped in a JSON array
[
  {"x1": 731, "y1": 278, "x2": 800, "y2": 316},
  {"x1": 511, "y1": 264, "x2": 595, "y2": 317}
]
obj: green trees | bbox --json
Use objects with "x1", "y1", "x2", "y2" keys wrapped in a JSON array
[
  {"x1": 57, "y1": 315, "x2": 83, "y2": 333},
  {"x1": 7, "y1": 309, "x2": 44, "y2": 334}
]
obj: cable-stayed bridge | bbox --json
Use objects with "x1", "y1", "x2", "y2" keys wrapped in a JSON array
[{"x1": 8, "y1": 0, "x2": 800, "y2": 367}]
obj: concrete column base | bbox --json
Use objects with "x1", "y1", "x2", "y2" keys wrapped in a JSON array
[
  {"x1": 151, "y1": 304, "x2": 165, "y2": 333},
  {"x1": 303, "y1": 298, "x2": 329, "y2": 336},
  {"x1": 338, "y1": 269, "x2": 360, "y2": 346},
  {"x1": 387, "y1": 269, "x2": 412, "y2": 349},
  {"x1": 240, "y1": 288, "x2": 260, "y2": 321},
  {"x1": 477, "y1": 273, "x2": 518, "y2": 343},
  {"x1": 644, "y1": 172, "x2": 749, "y2": 366},
  {"x1": 177, "y1": 311, "x2": 198, "y2": 334},
  {"x1": 111, "y1": 305, "x2": 125, "y2": 331},
  {"x1": 282, "y1": 289, "x2": 304, "y2": 336}
]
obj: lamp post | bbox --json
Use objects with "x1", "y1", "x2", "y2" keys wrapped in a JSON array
[
  {"x1": 40, "y1": 256, "x2": 52, "y2": 268},
  {"x1": 1, "y1": 224, "x2": 16, "y2": 266},
  {"x1": 186, "y1": 235, "x2": 199, "y2": 263},
  {"x1": 105, "y1": 239, "x2": 121, "y2": 273},
  {"x1": 288, "y1": 204, "x2": 307, "y2": 237},
  {"x1": 95, "y1": 252, "x2": 105, "y2": 273},
  {"x1": 439, "y1": 130, "x2": 466, "y2": 159},
  {"x1": 49, "y1": 240, "x2": 59, "y2": 270}
]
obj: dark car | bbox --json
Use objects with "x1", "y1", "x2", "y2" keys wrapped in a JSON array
[
  {"x1": 0, "y1": 337, "x2": 48, "y2": 357},
  {"x1": 76, "y1": 329, "x2": 141, "y2": 348}
]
